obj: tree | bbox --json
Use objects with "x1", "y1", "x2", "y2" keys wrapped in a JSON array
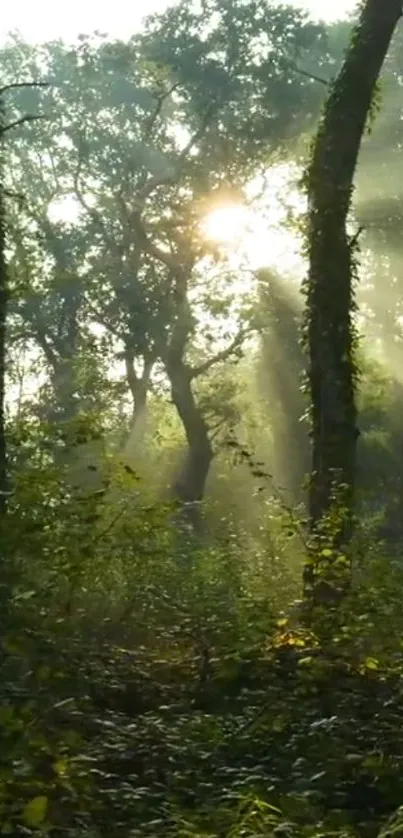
[
  {"x1": 0, "y1": 78, "x2": 49, "y2": 634},
  {"x1": 0, "y1": 78, "x2": 47, "y2": 516},
  {"x1": 303, "y1": 0, "x2": 402, "y2": 609},
  {"x1": 0, "y1": 96, "x2": 7, "y2": 519},
  {"x1": 0, "y1": 3, "x2": 328, "y2": 520}
]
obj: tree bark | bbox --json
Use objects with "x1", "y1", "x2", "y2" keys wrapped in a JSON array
[
  {"x1": 0, "y1": 149, "x2": 7, "y2": 519},
  {"x1": 304, "y1": 0, "x2": 402, "y2": 607},
  {"x1": 167, "y1": 289, "x2": 213, "y2": 526},
  {"x1": 123, "y1": 350, "x2": 154, "y2": 460},
  {"x1": 166, "y1": 357, "x2": 213, "y2": 530},
  {"x1": 0, "y1": 101, "x2": 8, "y2": 520}
]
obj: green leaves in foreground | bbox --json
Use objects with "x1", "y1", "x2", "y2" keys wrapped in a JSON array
[{"x1": 22, "y1": 795, "x2": 48, "y2": 827}]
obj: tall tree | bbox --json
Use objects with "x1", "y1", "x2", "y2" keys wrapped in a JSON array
[
  {"x1": 0, "y1": 78, "x2": 47, "y2": 631},
  {"x1": 1, "y1": 3, "x2": 328, "y2": 519},
  {"x1": 304, "y1": 0, "x2": 402, "y2": 609},
  {"x1": 0, "y1": 94, "x2": 7, "y2": 519},
  {"x1": 0, "y1": 79, "x2": 46, "y2": 516}
]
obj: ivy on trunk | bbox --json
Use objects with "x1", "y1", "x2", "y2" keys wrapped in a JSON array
[
  {"x1": 0, "y1": 101, "x2": 7, "y2": 520},
  {"x1": 303, "y1": 0, "x2": 402, "y2": 609}
]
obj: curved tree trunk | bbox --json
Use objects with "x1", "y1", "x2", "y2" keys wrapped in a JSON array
[
  {"x1": 131, "y1": 217, "x2": 246, "y2": 529},
  {"x1": 122, "y1": 350, "x2": 154, "y2": 465},
  {"x1": 304, "y1": 0, "x2": 402, "y2": 608},
  {"x1": 166, "y1": 357, "x2": 213, "y2": 530}
]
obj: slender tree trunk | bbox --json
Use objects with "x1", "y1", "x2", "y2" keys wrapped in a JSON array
[
  {"x1": 38, "y1": 347, "x2": 104, "y2": 491},
  {"x1": 304, "y1": 0, "x2": 402, "y2": 607},
  {"x1": 122, "y1": 351, "x2": 154, "y2": 464},
  {"x1": 166, "y1": 358, "x2": 213, "y2": 529},
  {"x1": 0, "y1": 226, "x2": 7, "y2": 520},
  {"x1": 51, "y1": 360, "x2": 78, "y2": 425},
  {"x1": 0, "y1": 100, "x2": 13, "y2": 632},
  {"x1": 0, "y1": 108, "x2": 7, "y2": 520}
]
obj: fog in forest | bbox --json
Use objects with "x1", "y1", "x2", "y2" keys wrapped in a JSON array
[{"x1": 3, "y1": 1, "x2": 403, "y2": 835}]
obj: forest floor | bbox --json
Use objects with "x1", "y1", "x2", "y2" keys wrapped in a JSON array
[{"x1": 2, "y1": 619, "x2": 403, "y2": 838}]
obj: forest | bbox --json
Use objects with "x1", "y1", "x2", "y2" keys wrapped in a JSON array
[{"x1": 2, "y1": 0, "x2": 403, "y2": 835}]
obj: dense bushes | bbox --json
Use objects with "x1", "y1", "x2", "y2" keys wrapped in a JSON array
[{"x1": 2, "y1": 474, "x2": 403, "y2": 837}]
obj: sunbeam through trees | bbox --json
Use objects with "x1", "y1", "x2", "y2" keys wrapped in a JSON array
[{"x1": 2, "y1": 1, "x2": 403, "y2": 836}]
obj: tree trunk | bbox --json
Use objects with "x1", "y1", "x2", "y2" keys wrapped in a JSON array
[
  {"x1": 131, "y1": 214, "x2": 245, "y2": 526},
  {"x1": 0, "y1": 109, "x2": 7, "y2": 520},
  {"x1": 0, "y1": 100, "x2": 13, "y2": 631},
  {"x1": 0, "y1": 205, "x2": 6, "y2": 520},
  {"x1": 166, "y1": 358, "x2": 213, "y2": 530},
  {"x1": 122, "y1": 351, "x2": 154, "y2": 465},
  {"x1": 304, "y1": 0, "x2": 402, "y2": 607}
]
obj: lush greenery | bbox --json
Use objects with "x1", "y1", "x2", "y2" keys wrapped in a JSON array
[{"x1": 2, "y1": 1, "x2": 403, "y2": 836}]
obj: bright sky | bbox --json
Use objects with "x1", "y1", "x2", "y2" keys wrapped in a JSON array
[{"x1": 0, "y1": 0, "x2": 355, "y2": 44}]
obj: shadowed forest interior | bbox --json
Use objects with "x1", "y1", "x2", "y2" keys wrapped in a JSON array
[{"x1": 4, "y1": 0, "x2": 403, "y2": 835}]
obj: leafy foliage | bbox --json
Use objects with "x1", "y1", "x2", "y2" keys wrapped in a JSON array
[{"x1": 1, "y1": 2, "x2": 403, "y2": 838}]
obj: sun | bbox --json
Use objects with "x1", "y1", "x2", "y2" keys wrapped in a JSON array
[
  {"x1": 202, "y1": 201, "x2": 303, "y2": 276},
  {"x1": 203, "y1": 204, "x2": 251, "y2": 245}
]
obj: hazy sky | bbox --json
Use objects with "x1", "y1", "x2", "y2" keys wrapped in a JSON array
[{"x1": 0, "y1": 0, "x2": 356, "y2": 44}]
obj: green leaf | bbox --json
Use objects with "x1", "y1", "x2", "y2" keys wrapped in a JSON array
[
  {"x1": 272, "y1": 716, "x2": 286, "y2": 732},
  {"x1": 2, "y1": 637, "x2": 23, "y2": 655},
  {"x1": 0, "y1": 706, "x2": 15, "y2": 726},
  {"x1": 22, "y1": 796, "x2": 48, "y2": 827},
  {"x1": 36, "y1": 664, "x2": 51, "y2": 681},
  {"x1": 298, "y1": 656, "x2": 314, "y2": 666},
  {"x1": 276, "y1": 618, "x2": 288, "y2": 628},
  {"x1": 364, "y1": 656, "x2": 379, "y2": 670},
  {"x1": 53, "y1": 758, "x2": 68, "y2": 777},
  {"x1": 13, "y1": 590, "x2": 36, "y2": 602}
]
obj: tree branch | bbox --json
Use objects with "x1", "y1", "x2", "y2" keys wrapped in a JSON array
[
  {"x1": 72, "y1": 147, "x2": 112, "y2": 242},
  {"x1": 133, "y1": 172, "x2": 177, "y2": 207},
  {"x1": 0, "y1": 81, "x2": 49, "y2": 96},
  {"x1": 348, "y1": 224, "x2": 365, "y2": 248},
  {"x1": 4, "y1": 188, "x2": 25, "y2": 207},
  {"x1": 33, "y1": 325, "x2": 59, "y2": 369},
  {"x1": 85, "y1": 302, "x2": 123, "y2": 340},
  {"x1": 124, "y1": 350, "x2": 140, "y2": 397},
  {"x1": 178, "y1": 103, "x2": 216, "y2": 159},
  {"x1": 133, "y1": 104, "x2": 217, "y2": 208},
  {"x1": 0, "y1": 113, "x2": 47, "y2": 136},
  {"x1": 291, "y1": 64, "x2": 329, "y2": 86},
  {"x1": 209, "y1": 416, "x2": 231, "y2": 441},
  {"x1": 131, "y1": 211, "x2": 177, "y2": 271},
  {"x1": 190, "y1": 328, "x2": 247, "y2": 379},
  {"x1": 142, "y1": 81, "x2": 181, "y2": 141}
]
